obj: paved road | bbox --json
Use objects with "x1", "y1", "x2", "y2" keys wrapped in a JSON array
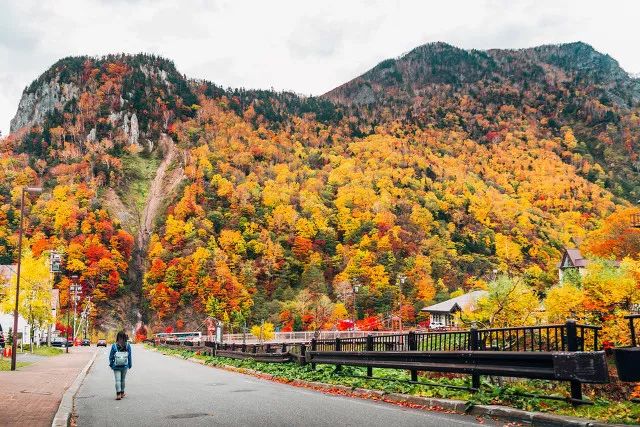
[{"x1": 76, "y1": 345, "x2": 499, "y2": 427}]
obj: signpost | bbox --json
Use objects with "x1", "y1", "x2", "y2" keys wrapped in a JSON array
[{"x1": 50, "y1": 251, "x2": 62, "y2": 273}]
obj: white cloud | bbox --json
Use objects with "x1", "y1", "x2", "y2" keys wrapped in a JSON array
[{"x1": 0, "y1": 0, "x2": 638, "y2": 134}]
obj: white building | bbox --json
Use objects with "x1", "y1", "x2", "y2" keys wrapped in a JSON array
[{"x1": 421, "y1": 290, "x2": 488, "y2": 328}]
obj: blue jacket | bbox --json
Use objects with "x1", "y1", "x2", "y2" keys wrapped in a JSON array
[{"x1": 109, "y1": 342, "x2": 132, "y2": 370}]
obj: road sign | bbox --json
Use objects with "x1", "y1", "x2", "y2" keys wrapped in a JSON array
[{"x1": 50, "y1": 252, "x2": 62, "y2": 273}]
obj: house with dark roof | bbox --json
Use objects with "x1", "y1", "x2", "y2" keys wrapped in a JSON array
[
  {"x1": 557, "y1": 247, "x2": 620, "y2": 282},
  {"x1": 557, "y1": 248, "x2": 589, "y2": 282},
  {"x1": 420, "y1": 290, "x2": 488, "y2": 327}
]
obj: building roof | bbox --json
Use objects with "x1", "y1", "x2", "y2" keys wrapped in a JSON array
[
  {"x1": 421, "y1": 290, "x2": 488, "y2": 313},
  {"x1": 557, "y1": 248, "x2": 588, "y2": 269}
]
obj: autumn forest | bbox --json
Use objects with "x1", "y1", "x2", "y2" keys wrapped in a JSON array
[{"x1": 1, "y1": 42, "x2": 640, "y2": 343}]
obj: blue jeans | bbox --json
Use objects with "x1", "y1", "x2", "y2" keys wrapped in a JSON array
[{"x1": 114, "y1": 368, "x2": 128, "y2": 393}]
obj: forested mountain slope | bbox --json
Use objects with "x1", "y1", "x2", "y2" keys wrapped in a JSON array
[
  {"x1": 325, "y1": 42, "x2": 640, "y2": 200},
  {"x1": 1, "y1": 43, "x2": 637, "y2": 333}
]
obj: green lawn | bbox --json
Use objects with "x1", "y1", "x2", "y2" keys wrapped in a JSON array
[
  {"x1": 19, "y1": 346, "x2": 64, "y2": 357},
  {"x1": 154, "y1": 346, "x2": 640, "y2": 425},
  {"x1": 0, "y1": 358, "x2": 30, "y2": 371}
]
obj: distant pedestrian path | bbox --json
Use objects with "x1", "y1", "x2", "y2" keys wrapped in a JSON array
[
  {"x1": 0, "y1": 347, "x2": 95, "y2": 427},
  {"x1": 76, "y1": 345, "x2": 494, "y2": 427}
]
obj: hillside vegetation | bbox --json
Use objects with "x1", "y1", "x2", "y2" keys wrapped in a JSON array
[{"x1": 0, "y1": 43, "x2": 639, "y2": 338}]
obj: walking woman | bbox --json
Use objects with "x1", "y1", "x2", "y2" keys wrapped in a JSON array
[{"x1": 109, "y1": 331, "x2": 132, "y2": 400}]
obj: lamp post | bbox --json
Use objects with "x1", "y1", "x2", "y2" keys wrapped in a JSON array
[
  {"x1": 395, "y1": 274, "x2": 406, "y2": 330},
  {"x1": 396, "y1": 274, "x2": 406, "y2": 312},
  {"x1": 351, "y1": 279, "x2": 361, "y2": 331},
  {"x1": 11, "y1": 186, "x2": 43, "y2": 371}
]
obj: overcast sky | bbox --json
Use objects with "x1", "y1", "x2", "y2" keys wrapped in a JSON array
[{"x1": 1, "y1": 0, "x2": 639, "y2": 135}]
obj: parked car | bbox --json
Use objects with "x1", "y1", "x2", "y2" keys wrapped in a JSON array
[
  {"x1": 81, "y1": 338, "x2": 91, "y2": 346},
  {"x1": 97, "y1": 339, "x2": 107, "y2": 347},
  {"x1": 52, "y1": 337, "x2": 70, "y2": 347}
]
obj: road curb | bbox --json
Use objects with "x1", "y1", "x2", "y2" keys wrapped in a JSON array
[
  {"x1": 51, "y1": 349, "x2": 99, "y2": 427},
  {"x1": 154, "y1": 347, "x2": 625, "y2": 427}
]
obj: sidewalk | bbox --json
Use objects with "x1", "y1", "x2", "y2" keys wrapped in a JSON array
[{"x1": 0, "y1": 347, "x2": 96, "y2": 427}]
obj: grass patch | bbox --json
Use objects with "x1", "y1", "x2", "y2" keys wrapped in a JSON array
[
  {"x1": 120, "y1": 153, "x2": 161, "y2": 212},
  {"x1": 0, "y1": 358, "x2": 30, "y2": 371},
  {"x1": 153, "y1": 346, "x2": 640, "y2": 425},
  {"x1": 19, "y1": 345, "x2": 64, "y2": 357}
]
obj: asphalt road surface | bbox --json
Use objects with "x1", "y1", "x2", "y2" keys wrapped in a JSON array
[{"x1": 76, "y1": 345, "x2": 500, "y2": 427}]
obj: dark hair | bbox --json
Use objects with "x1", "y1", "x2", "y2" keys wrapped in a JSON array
[{"x1": 116, "y1": 331, "x2": 128, "y2": 348}]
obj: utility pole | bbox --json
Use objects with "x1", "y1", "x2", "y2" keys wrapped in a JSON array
[
  {"x1": 71, "y1": 277, "x2": 81, "y2": 346},
  {"x1": 11, "y1": 186, "x2": 42, "y2": 371},
  {"x1": 67, "y1": 275, "x2": 79, "y2": 353}
]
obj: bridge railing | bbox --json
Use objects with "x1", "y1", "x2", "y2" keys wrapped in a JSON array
[
  {"x1": 155, "y1": 319, "x2": 605, "y2": 404},
  {"x1": 308, "y1": 321, "x2": 600, "y2": 354}
]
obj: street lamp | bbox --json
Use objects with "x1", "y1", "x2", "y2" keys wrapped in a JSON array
[
  {"x1": 11, "y1": 187, "x2": 43, "y2": 371},
  {"x1": 351, "y1": 279, "x2": 361, "y2": 331}
]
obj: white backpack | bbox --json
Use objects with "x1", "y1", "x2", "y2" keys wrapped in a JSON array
[{"x1": 114, "y1": 344, "x2": 129, "y2": 367}]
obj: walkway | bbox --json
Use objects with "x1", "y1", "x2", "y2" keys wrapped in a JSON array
[{"x1": 0, "y1": 347, "x2": 95, "y2": 427}]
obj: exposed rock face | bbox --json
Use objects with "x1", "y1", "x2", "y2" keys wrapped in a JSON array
[
  {"x1": 87, "y1": 127, "x2": 97, "y2": 143},
  {"x1": 129, "y1": 113, "x2": 139, "y2": 146},
  {"x1": 10, "y1": 80, "x2": 79, "y2": 132}
]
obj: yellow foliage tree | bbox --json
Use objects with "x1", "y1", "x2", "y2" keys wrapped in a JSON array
[
  {"x1": 543, "y1": 282, "x2": 584, "y2": 322},
  {"x1": 1, "y1": 250, "x2": 53, "y2": 343},
  {"x1": 251, "y1": 322, "x2": 275, "y2": 343},
  {"x1": 495, "y1": 233, "x2": 523, "y2": 268},
  {"x1": 465, "y1": 276, "x2": 539, "y2": 327}
]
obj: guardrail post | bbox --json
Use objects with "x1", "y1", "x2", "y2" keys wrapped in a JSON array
[
  {"x1": 300, "y1": 344, "x2": 307, "y2": 366},
  {"x1": 408, "y1": 331, "x2": 418, "y2": 382},
  {"x1": 470, "y1": 326, "x2": 480, "y2": 390},
  {"x1": 335, "y1": 338, "x2": 342, "y2": 372},
  {"x1": 566, "y1": 319, "x2": 583, "y2": 404},
  {"x1": 212, "y1": 342, "x2": 217, "y2": 357},
  {"x1": 311, "y1": 338, "x2": 317, "y2": 370},
  {"x1": 366, "y1": 334, "x2": 374, "y2": 378},
  {"x1": 282, "y1": 343, "x2": 287, "y2": 354}
]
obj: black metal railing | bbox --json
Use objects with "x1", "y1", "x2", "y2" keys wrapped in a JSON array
[
  {"x1": 308, "y1": 320, "x2": 600, "y2": 354},
  {"x1": 625, "y1": 314, "x2": 640, "y2": 347},
  {"x1": 477, "y1": 322, "x2": 600, "y2": 352},
  {"x1": 417, "y1": 330, "x2": 470, "y2": 351}
]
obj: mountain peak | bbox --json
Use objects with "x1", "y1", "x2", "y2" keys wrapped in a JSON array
[{"x1": 10, "y1": 53, "x2": 196, "y2": 134}]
